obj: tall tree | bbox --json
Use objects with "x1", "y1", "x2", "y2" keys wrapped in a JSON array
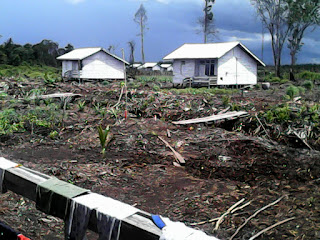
[
  {"x1": 286, "y1": 0, "x2": 320, "y2": 67},
  {"x1": 134, "y1": 4, "x2": 148, "y2": 63},
  {"x1": 201, "y1": 0, "x2": 217, "y2": 43},
  {"x1": 127, "y1": 40, "x2": 136, "y2": 65},
  {"x1": 65, "y1": 43, "x2": 74, "y2": 53},
  {"x1": 251, "y1": 0, "x2": 291, "y2": 77}
]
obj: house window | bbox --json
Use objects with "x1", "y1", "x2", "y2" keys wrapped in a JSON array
[
  {"x1": 204, "y1": 60, "x2": 215, "y2": 76},
  {"x1": 181, "y1": 61, "x2": 186, "y2": 65}
]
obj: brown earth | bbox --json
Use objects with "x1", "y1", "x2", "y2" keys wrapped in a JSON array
[{"x1": 0, "y1": 80, "x2": 319, "y2": 239}]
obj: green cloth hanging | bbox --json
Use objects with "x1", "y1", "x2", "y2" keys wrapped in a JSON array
[{"x1": 36, "y1": 177, "x2": 89, "y2": 220}]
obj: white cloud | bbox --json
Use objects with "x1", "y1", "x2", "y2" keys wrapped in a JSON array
[{"x1": 66, "y1": 0, "x2": 85, "y2": 4}]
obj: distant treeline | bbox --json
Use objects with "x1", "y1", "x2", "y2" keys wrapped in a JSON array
[{"x1": 0, "y1": 38, "x2": 74, "y2": 67}]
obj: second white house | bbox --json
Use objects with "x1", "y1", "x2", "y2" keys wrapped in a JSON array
[{"x1": 163, "y1": 41, "x2": 265, "y2": 86}]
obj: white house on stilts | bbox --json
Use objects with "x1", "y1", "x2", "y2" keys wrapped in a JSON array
[
  {"x1": 57, "y1": 47, "x2": 129, "y2": 81},
  {"x1": 163, "y1": 41, "x2": 265, "y2": 87}
]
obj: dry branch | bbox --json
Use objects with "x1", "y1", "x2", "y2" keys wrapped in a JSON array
[
  {"x1": 214, "y1": 198, "x2": 245, "y2": 230},
  {"x1": 229, "y1": 196, "x2": 285, "y2": 240},
  {"x1": 190, "y1": 217, "x2": 220, "y2": 226},
  {"x1": 248, "y1": 217, "x2": 295, "y2": 240}
]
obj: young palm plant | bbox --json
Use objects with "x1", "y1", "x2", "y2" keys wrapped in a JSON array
[{"x1": 97, "y1": 125, "x2": 111, "y2": 157}]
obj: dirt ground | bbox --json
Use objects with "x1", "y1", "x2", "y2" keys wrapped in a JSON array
[{"x1": 0, "y1": 80, "x2": 319, "y2": 239}]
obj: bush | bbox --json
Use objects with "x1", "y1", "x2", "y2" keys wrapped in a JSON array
[
  {"x1": 297, "y1": 71, "x2": 320, "y2": 81},
  {"x1": 286, "y1": 85, "x2": 300, "y2": 100},
  {"x1": 303, "y1": 80, "x2": 314, "y2": 90}
]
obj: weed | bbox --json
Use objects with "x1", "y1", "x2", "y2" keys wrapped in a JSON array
[
  {"x1": 77, "y1": 100, "x2": 86, "y2": 112},
  {"x1": 49, "y1": 130, "x2": 59, "y2": 139}
]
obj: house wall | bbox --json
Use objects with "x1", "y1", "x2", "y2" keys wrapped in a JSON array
[
  {"x1": 81, "y1": 51, "x2": 125, "y2": 79},
  {"x1": 152, "y1": 65, "x2": 161, "y2": 71},
  {"x1": 217, "y1": 46, "x2": 257, "y2": 85},
  {"x1": 62, "y1": 61, "x2": 74, "y2": 76},
  {"x1": 172, "y1": 59, "x2": 196, "y2": 84}
]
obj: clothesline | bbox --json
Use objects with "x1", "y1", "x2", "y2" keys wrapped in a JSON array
[{"x1": 0, "y1": 157, "x2": 220, "y2": 240}]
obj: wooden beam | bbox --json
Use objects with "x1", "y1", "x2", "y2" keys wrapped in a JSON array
[
  {"x1": 172, "y1": 111, "x2": 248, "y2": 125},
  {"x1": 1, "y1": 160, "x2": 161, "y2": 239}
]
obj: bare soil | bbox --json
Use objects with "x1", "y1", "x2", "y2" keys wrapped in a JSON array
[{"x1": 0, "y1": 80, "x2": 319, "y2": 239}]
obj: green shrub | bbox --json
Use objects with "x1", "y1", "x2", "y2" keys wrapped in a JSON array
[
  {"x1": 303, "y1": 80, "x2": 313, "y2": 90},
  {"x1": 152, "y1": 85, "x2": 160, "y2": 91},
  {"x1": 49, "y1": 130, "x2": 59, "y2": 139},
  {"x1": 222, "y1": 95, "x2": 230, "y2": 106},
  {"x1": 297, "y1": 71, "x2": 320, "y2": 81},
  {"x1": 286, "y1": 85, "x2": 300, "y2": 100}
]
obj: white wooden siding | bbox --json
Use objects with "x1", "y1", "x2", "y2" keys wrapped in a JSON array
[
  {"x1": 217, "y1": 46, "x2": 257, "y2": 85},
  {"x1": 62, "y1": 61, "x2": 73, "y2": 76},
  {"x1": 172, "y1": 59, "x2": 196, "y2": 84},
  {"x1": 81, "y1": 51, "x2": 125, "y2": 79}
]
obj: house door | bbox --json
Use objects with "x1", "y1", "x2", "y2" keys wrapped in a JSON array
[
  {"x1": 199, "y1": 63, "x2": 206, "y2": 76},
  {"x1": 72, "y1": 62, "x2": 78, "y2": 71}
]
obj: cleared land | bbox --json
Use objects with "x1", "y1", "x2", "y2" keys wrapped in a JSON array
[{"x1": 0, "y1": 68, "x2": 320, "y2": 239}]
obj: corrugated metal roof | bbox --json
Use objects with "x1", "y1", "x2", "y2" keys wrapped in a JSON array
[
  {"x1": 163, "y1": 41, "x2": 265, "y2": 66},
  {"x1": 138, "y1": 62, "x2": 158, "y2": 69},
  {"x1": 57, "y1": 47, "x2": 129, "y2": 64},
  {"x1": 160, "y1": 64, "x2": 172, "y2": 68}
]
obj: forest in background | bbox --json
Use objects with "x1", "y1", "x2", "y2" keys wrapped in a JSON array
[{"x1": 0, "y1": 38, "x2": 74, "y2": 67}]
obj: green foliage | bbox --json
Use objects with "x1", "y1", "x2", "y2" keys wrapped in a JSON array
[
  {"x1": 286, "y1": 85, "x2": 300, "y2": 99},
  {"x1": 136, "y1": 76, "x2": 172, "y2": 83},
  {"x1": 222, "y1": 95, "x2": 230, "y2": 106},
  {"x1": 97, "y1": 125, "x2": 111, "y2": 156},
  {"x1": 49, "y1": 130, "x2": 59, "y2": 139},
  {"x1": 0, "y1": 103, "x2": 60, "y2": 136},
  {"x1": 302, "y1": 80, "x2": 314, "y2": 90},
  {"x1": 264, "y1": 75, "x2": 289, "y2": 84},
  {"x1": 0, "y1": 109, "x2": 24, "y2": 135},
  {"x1": 297, "y1": 71, "x2": 320, "y2": 81},
  {"x1": 0, "y1": 38, "x2": 73, "y2": 67},
  {"x1": 265, "y1": 104, "x2": 291, "y2": 123},
  {"x1": 152, "y1": 85, "x2": 160, "y2": 91},
  {"x1": 0, "y1": 64, "x2": 61, "y2": 81},
  {"x1": 0, "y1": 92, "x2": 8, "y2": 100},
  {"x1": 77, "y1": 100, "x2": 86, "y2": 112}
]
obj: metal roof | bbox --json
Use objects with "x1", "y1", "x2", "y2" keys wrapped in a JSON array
[
  {"x1": 163, "y1": 41, "x2": 265, "y2": 66},
  {"x1": 160, "y1": 64, "x2": 172, "y2": 68},
  {"x1": 138, "y1": 62, "x2": 158, "y2": 69},
  {"x1": 57, "y1": 47, "x2": 129, "y2": 64}
]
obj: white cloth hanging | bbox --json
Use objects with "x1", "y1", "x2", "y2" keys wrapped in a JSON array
[{"x1": 159, "y1": 217, "x2": 220, "y2": 240}]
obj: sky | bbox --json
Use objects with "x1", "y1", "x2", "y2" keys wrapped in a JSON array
[{"x1": 0, "y1": 0, "x2": 319, "y2": 65}]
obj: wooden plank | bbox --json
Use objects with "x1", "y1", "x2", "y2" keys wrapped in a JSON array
[
  {"x1": 172, "y1": 111, "x2": 248, "y2": 125},
  {"x1": 5, "y1": 166, "x2": 50, "y2": 201},
  {"x1": 2, "y1": 160, "x2": 161, "y2": 239},
  {"x1": 158, "y1": 136, "x2": 186, "y2": 164},
  {"x1": 30, "y1": 93, "x2": 81, "y2": 100}
]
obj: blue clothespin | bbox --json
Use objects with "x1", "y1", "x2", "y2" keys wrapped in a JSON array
[{"x1": 151, "y1": 215, "x2": 166, "y2": 230}]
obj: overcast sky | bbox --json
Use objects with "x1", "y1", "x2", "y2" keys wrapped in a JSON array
[{"x1": 1, "y1": 0, "x2": 319, "y2": 65}]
